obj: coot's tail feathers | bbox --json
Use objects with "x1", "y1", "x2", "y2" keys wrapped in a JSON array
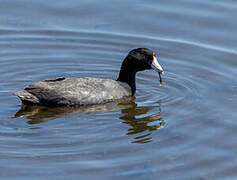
[{"x1": 13, "y1": 90, "x2": 39, "y2": 105}]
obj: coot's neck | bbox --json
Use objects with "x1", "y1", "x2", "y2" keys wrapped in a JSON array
[{"x1": 116, "y1": 57, "x2": 137, "y2": 95}]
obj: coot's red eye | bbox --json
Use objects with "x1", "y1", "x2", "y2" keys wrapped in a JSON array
[{"x1": 153, "y1": 53, "x2": 156, "y2": 57}]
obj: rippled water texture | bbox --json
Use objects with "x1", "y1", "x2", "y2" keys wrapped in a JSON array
[{"x1": 1, "y1": 0, "x2": 237, "y2": 179}]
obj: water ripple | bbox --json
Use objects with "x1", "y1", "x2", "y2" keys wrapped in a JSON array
[
  {"x1": 1, "y1": 28, "x2": 234, "y2": 120},
  {"x1": 0, "y1": 28, "x2": 236, "y2": 171}
]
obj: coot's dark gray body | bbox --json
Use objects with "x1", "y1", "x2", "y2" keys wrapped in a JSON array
[
  {"x1": 14, "y1": 48, "x2": 164, "y2": 106},
  {"x1": 14, "y1": 77, "x2": 131, "y2": 106}
]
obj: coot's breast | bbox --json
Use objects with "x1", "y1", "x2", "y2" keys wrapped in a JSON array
[{"x1": 25, "y1": 77, "x2": 132, "y2": 106}]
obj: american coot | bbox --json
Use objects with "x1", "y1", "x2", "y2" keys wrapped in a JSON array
[{"x1": 13, "y1": 48, "x2": 164, "y2": 106}]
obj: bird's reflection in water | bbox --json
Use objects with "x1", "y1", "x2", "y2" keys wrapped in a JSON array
[
  {"x1": 14, "y1": 97, "x2": 164, "y2": 144},
  {"x1": 119, "y1": 101, "x2": 164, "y2": 143}
]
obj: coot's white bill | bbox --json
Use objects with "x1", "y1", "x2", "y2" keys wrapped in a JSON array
[
  {"x1": 151, "y1": 55, "x2": 164, "y2": 74},
  {"x1": 151, "y1": 55, "x2": 164, "y2": 84}
]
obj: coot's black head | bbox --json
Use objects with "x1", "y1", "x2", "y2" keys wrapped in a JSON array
[
  {"x1": 117, "y1": 48, "x2": 164, "y2": 95},
  {"x1": 123, "y1": 48, "x2": 164, "y2": 73}
]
